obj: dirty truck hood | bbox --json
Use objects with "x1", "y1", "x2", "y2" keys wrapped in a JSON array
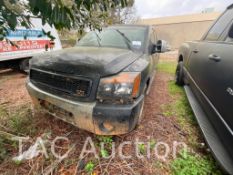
[{"x1": 31, "y1": 47, "x2": 142, "y2": 77}]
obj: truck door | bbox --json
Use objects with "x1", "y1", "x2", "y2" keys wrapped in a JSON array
[
  {"x1": 187, "y1": 8, "x2": 233, "y2": 156},
  {"x1": 201, "y1": 22, "x2": 233, "y2": 131},
  {"x1": 187, "y1": 8, "x2": 233, "y2": 90},
  {"x1": 191, "y1": 9, "x2": 233, "y2": 130}
]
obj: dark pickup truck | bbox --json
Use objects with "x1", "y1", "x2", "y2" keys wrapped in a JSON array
[
  {"x1": 26, "y1": 25, "x2": 168, "y2": 135},
  {"x1": 175, "y1": 4, "x2": 233, "y2": 174}
]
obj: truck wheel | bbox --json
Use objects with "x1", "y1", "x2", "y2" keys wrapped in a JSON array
[
  {"x1": 175, "y1": 61, "x2": 184, "y2": 86},
  {"x1": 137, "y1": 100, "x2": 145, "y2": 124},
  {"x1": 19, "y1": 59, "x2": 30, "y2": 73}
]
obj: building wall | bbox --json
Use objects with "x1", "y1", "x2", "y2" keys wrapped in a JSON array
[{"x1": 138, "y1": 13, "x2": 221, "y2": 49}]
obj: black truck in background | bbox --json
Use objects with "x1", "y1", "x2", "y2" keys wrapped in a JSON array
[{"x1": 176, "y1": 4, "x2": 233, "y2": 174}]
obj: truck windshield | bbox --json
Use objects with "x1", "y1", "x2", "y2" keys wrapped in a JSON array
[{"x1": 77, "y1": 27, "x2": 147, "y2": 51}]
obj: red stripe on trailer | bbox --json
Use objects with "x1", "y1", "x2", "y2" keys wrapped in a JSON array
[{"x1": 0, "y1": 40, "x2": 51, "y2": 53}]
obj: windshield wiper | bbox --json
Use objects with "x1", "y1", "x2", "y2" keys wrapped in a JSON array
[{"x1": 115, "y1": 29, "x2": 132, "y2": 51}]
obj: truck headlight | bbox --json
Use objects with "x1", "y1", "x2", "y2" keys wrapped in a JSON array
[{"x1": 97, "y1": 72, "x2": 141, "y2": 103}]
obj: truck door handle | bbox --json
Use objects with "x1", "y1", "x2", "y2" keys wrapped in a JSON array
[
  {"x1": 193, "y1": 49, "x2": 199, "y2": 53},
  {"x1": 208, "y1": 54, "x2": 221, "y2": 62}
]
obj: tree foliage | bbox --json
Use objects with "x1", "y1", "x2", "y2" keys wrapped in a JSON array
[{"x1": 0, "y1": 0, "x2": 132, "y2": 40}]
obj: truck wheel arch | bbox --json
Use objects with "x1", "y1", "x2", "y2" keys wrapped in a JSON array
[{"x1": 178, "y1": 55, "x2": 184, "y2": 62}]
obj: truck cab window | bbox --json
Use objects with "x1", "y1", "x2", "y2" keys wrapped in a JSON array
[{"x1": 205, "y1": 9, "x2": 233, "y2": 41}]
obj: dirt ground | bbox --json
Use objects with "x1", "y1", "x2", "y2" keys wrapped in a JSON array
[{"x1": 0, "y1": 52, "x2": 221, "y2": 175}]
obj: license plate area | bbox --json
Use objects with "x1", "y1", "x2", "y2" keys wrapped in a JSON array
[{"x1": 39, "y1": 99, "x2": 74, "y2": 123}]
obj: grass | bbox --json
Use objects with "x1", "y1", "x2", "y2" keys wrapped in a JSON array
[
  {"x1": 0, "y1": 105, "x2": 33, "y2": 134},
  {"x1": 0, "y1": 105, "x2": 8, "y2": 120},
  {"x1": 166, "y1": 81, "x2": 196, "y2": 124},
  {"x1": 157, "y1": 60, "x2": 222, "y2": 174},
  {"x1": 7, "y1": 105, "x2": 36, "y2": 135},
  {"x1": 157, "y1": 61, "x2": 177, "y2": 74},
  {"x1": 0, "y1": 104, "x2": 36, "y2": 163},
  {"x1": 162, "y1": 81, "x2": 199, "y2": 148},
  {"x1": 171, "y1": 150, "x2": 222, "y2": 175},
  {"x1": 0, "y1": 135, "x2": 18, "y2": 163}
]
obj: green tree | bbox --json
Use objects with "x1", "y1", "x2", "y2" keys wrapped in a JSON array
[{"x1": 0, "y1": 0, "x2": 131, "y2": 40}]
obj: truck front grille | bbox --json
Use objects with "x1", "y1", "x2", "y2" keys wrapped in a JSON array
[{"x1": 30, "y1": 69, "x2": 92, "y2": 98}]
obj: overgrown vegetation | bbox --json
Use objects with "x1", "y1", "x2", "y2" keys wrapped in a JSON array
[
  {"x1": 2, "y1": 105, "x2": 35, "y2": 136},
  {"x1": 171, "y1": 150, "x2": 222, "y2": 175},
  {"x1": 162, "y1": 81, "x2": 201, "y2": 148},
  {"x1": 163, "y1": 81, "x2": 196, "y2": 125},
  {"x1": 9, "y1": 107, "x2": 35, "y2": 135},
  {"x1": 158, "y1": 61, "x2": 199, "y2": 147},
  {"x1": 0, "y1": 104, "x2": 35, "y2": 163},
  {"x1": 157, "y1": 59, "x2": 222, "y2": 174}
]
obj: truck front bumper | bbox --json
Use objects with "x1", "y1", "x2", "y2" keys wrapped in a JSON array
[{"x1": 26, "y1": 81, "x2": 144, "y2": 135}]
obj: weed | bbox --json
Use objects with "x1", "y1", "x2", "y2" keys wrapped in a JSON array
[
  {"x1": 149, "y1": 139, "x2": 156, "y2": 149},
  {"x1": 97, "y1": 136, "x2": 113, "y2": 144},
  {"x1": 96, "y1": 136, "x2": 113, "y2": 149},
  {"x1": 13, "y1": 159, "x2": 22, "y2": 166},
  {"x1": 138, "y1": 143, "x2": 146, "y2": 155},
  {"x1": 100, "y1": 149, "x2": 109, "y2": 158},
  {"x1": 85, "y1": 161, "x2": 95, "y2": 173},
  {"x1": 171, "y1": 150, "x2": 222, "y2": 175},
  {"x1": 97, "y1": 136, "x2": 113, "y2": 159}
]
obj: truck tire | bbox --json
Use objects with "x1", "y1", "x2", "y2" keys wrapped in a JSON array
[
  {"x1": 175, "y1": 61, "x2": 184, "y2": 86},
  {"x1": 131, "y1": 99, "x2": 145, "y2": 132},
  {"x1": 19, "y1": 59, "x2": 30, "y2": 73},
  {"x1": 134, "y1": 85, "x2": 147, "y2": 129}
]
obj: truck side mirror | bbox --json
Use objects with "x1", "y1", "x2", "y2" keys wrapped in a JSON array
[{"x1": 155, "y1": 40, "x2": 170, "y2": 53}]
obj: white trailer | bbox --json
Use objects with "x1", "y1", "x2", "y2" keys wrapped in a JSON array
[{"x1": 0, "y1": 18, "x2": 62, "y2": 72}]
